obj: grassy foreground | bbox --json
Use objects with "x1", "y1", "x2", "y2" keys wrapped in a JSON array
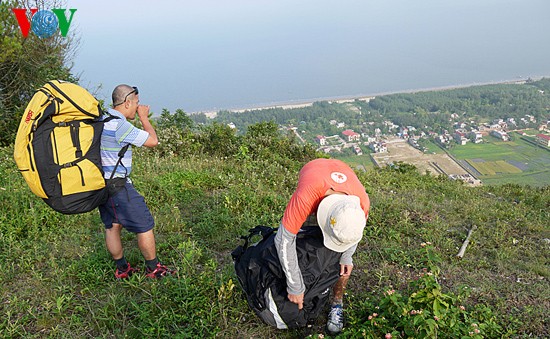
[{"x1": 0, "y1": 125, "x2": 548, "y2": 338}]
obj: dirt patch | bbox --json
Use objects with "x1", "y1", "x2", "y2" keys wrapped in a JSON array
[{"x1": 371, "y1": 138, "x2": 470, "y2": 177}]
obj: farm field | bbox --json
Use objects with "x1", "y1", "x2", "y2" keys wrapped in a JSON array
[
  {"x1": 337, "y1": 154, "x2": 376, "y2": 172},
  {"x1": 338, "y1": 134, "x2": 549, "y2": 187},
  {"x1": 421, "y1": 139, "x2": 445, "y2": 154},
  {"x1": 466, "y1": 159, "x2": 522, "y2": 176},
  {"x1": 448, "y1": 134, "x2": 550, "y2": 186},
  {"x1": 369, "y1": 138, "x2": 476, "y2": 183}
]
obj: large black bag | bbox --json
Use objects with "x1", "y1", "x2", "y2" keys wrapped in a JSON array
[{"x1": 231, "y1": 226, "x2": 341, "y2": 329}]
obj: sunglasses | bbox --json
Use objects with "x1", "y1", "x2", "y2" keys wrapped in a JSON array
[{"x1": 114, "y1": 86, "x2": 139, "y2": 107}]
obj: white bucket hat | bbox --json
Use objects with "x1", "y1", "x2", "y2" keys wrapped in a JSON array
[{"x1": 316, "y1": 194, "x2": 366, "y2": 252}]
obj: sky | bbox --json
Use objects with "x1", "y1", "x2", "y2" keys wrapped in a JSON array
[{"x1": 59, "y1": 0, "x2": 550, "y2": 114}]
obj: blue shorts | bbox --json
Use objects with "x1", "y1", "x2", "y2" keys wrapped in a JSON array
[{"x1": 99, "y1": 182, "x2": 155, "y2": 233}]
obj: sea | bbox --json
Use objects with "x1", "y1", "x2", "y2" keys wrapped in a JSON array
[{"x1": 72, "y1": 0, "x2": 550, "y2": 114}]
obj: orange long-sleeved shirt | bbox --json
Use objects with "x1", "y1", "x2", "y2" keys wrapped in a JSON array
[{"x1": 281, "y1": 158, "x2": 370, "y2": 234}]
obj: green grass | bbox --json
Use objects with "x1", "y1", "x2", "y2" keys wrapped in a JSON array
[
  {"x1": 420, "y1": 139, "x2": 445, "y2": 154},
  {"x1": 335, "y1": 154, "x2": 377, "y2": 171},
  {"x1": 1, "y1": 132, "x2": 549, "y2": 338}
]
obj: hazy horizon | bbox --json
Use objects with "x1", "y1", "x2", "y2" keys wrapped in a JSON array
[{"x1": 71, "y1": 0, "x2": 550, "y2": 114}]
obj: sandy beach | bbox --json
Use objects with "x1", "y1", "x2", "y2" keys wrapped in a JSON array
[{"x1": 197, "y1": 76, "x2": 546, "y2": 118}]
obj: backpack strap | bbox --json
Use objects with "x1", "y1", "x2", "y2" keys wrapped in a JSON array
[
  {"x1": 46, "y1": 81, "x2": 97, "y2": 118},
  {"x1": 101, "y1": 112, "x2": 130, "y2": 180},
  {"x1": 54, "y1": 120, "x2": 87, "y2": 159},
  {"x1": 108, "y1": 144, "x2": 130, "y2": 180},
  {"x1": 231, "y1": 225, "x2": 278, "y2": 262}
]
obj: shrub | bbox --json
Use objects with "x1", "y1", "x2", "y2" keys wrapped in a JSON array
[{"x1": 343, "y1": 244, "x2": 506, "y2": 338}]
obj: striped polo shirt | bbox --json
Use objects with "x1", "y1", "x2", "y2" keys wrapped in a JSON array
[{"x1": 100, "y1": 108, "x2": 149, "y2": 179}]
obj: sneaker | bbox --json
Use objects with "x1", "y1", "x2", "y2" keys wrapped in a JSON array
[
  {"x1": 145, "y1": 263, "x2": 175, "y2": 278},
  {"x1": 326, "y1": 304, "x2": 344, "y2": 334},
  {"x1": 115, "y1": 264, "x2": 139, "y2": 279}
]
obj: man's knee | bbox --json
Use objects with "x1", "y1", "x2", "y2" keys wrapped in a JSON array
[{"x1": 106, "y1": 223, "x2": 123, "y2": 233}]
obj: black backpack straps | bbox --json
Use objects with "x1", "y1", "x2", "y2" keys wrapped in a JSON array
[
  {"x1": 231, "y1": 225, "x2": 277, "y2": 262},
  {"x1": 108, "y1": 144, "x2": 130, "y2": 180},
  {"x1": 102, "y1": 114, "x2": 119, "y2": 123},
  {"x1": 69, "y1": 121, "x2": 82, "y2": 158},
  {"x1": 47, "y1": 81, "x2": 97, "y2": 118},
  {"x1": 101, "y1": 113, "x2": 130, "y2": 180}
]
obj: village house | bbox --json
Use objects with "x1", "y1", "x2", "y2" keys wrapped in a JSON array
[
  {"x1": 315, "y1": 135, "x2": 326, "y2": 146},
  {"x1": 536, "y1": 134, "x2": 550, "y2": 147},
  {"x1": 435, "y1": 134, "x2": 452, "y2": 145},
  {"x1": 408, "y1": 138, "x2": 420, "y2": 149},
  {"x1": 342, "y1": 129, "x2": 360, "y2": 142},
  {"x1": 469, "y1": 130, "x2": 483, "y2": 143},
  {"x1": 369, "y1": 141, "x2": 387, "y2": 153},
  {"x1": 478, "y1": 124, "x2": 490, "y2": 132},
  {"x1": 453, "y1": 131, "x2": 469, "y2": 145},
  {"x1": 361, "y1": 134, "x2": 376, "y2": 143},
  {"x1": 398, "y1": 127, "x2": 409, "y2": 139},
  {"x1": 383, "y1": 121, "x2": 399, "y2": 131},
  {"x1": 454, "y1": 122, "x2": 467, "y2": 129},
  {"x1": 491, "y1": 130, "x2": 510, "y2": 141}
]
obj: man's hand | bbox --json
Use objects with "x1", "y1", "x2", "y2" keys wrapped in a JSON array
[
  {"x1": 137, "y1": 104, "x2": 150, "y2": 119},
  {"x1": 136, "y1": 104, "x2": 158, "y2": 147},
  {"x1": 340, "y1": 264, "x2": 354, "y2": 277},
  {"x1": 288, "y1": 293, "x2": 304, "y2": 309}
]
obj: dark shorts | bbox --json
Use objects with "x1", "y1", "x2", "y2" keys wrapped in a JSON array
[{"x1": 99, "y1": 182, "x2": 155, "y2": 233}]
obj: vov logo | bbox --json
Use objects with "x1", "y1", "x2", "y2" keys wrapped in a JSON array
[{"x1": 11, "y1": 7, "x2": 77, "y2": 38}]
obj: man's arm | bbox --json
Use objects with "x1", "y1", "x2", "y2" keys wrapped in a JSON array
[
  {"x1": 137, "y1": 105, "x2": 158, "y2": 147},
  {"x1": 274, "y1": 224, "x2": 305, "y2": 309},
  {"x1": 339, "y1": 243, "x2": 357, "y2": 276}
]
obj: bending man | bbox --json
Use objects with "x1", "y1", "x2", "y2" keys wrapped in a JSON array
[{"x1": 275, "y1": 158, "x2": 370, "y2": 334}]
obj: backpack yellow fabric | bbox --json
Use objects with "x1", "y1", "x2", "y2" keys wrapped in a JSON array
[{"x1": 14, "y1": 80, "x2": 110, "y2": 214}]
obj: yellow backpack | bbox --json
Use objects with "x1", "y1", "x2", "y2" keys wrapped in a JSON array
[{"x1": 14, "y1": 80, "x2": 114, "y2": 214}]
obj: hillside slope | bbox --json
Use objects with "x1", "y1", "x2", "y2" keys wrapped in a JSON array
[{"x1": 1, "y1": 123, "x2": 548, "y2": 338}]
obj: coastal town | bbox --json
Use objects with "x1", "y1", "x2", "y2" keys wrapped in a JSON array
[
  {"x1": 209, "y1": 79, "x2": 550, "y2": 187},
  {"x1": 311, "y1": 111, "x2": 549, "y2": 155},
  {"x1": 278, "y1": 99, "x2": 550, "y2": 186}
]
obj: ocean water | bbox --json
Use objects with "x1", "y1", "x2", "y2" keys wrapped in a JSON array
[{"x1": 72, "y1": 0, "x2": 550, "y2": 114}]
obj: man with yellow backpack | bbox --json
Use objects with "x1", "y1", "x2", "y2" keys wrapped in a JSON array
[{"x1": 14, "y1": 81, "x2": 174, "y2": 279}]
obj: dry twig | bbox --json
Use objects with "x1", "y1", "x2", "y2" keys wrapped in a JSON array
[{"x1": 457, "y1": 225, "x2": 477, "y2": 259}]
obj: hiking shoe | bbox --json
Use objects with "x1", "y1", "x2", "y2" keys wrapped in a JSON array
[
  {"x1": 115, "y1": 264, "x2": 139, "y2": 279},
  {"x1": 326, "y1": 304, "x2": 344, "y2": 334},
  {"x1": 145, "y1": 263, "x2": 175, "y2": 278}
]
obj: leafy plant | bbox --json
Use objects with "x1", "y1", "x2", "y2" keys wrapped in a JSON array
[{"x1": 344, "y1": 244, "x2": 506, "y2": 338}]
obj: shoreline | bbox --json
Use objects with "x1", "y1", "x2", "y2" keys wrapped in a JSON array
[{"x1": 192, "y1": 76, "x2": 547, "y2": 118}]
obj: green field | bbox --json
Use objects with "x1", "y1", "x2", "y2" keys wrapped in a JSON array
[
  {"x1": 466, "y1": 160, "x2": 523, "y2": 175},
  {"x1": 449, "y1": 134, "x2": 550, "y2": 186},
  {"x1": 336, "y1": 154, "x2": 376, "y2": 171},
  {"x1": 420, "y1": 139, "x2": 445, "y2": 154}
]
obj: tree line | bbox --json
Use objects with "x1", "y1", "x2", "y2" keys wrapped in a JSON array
[
  {"x1": 0, "y1": 0, "x2": 76, "y2": 146},
  {"x1": 197, "y1": 79, "x2": 550, "y2": 138}
]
